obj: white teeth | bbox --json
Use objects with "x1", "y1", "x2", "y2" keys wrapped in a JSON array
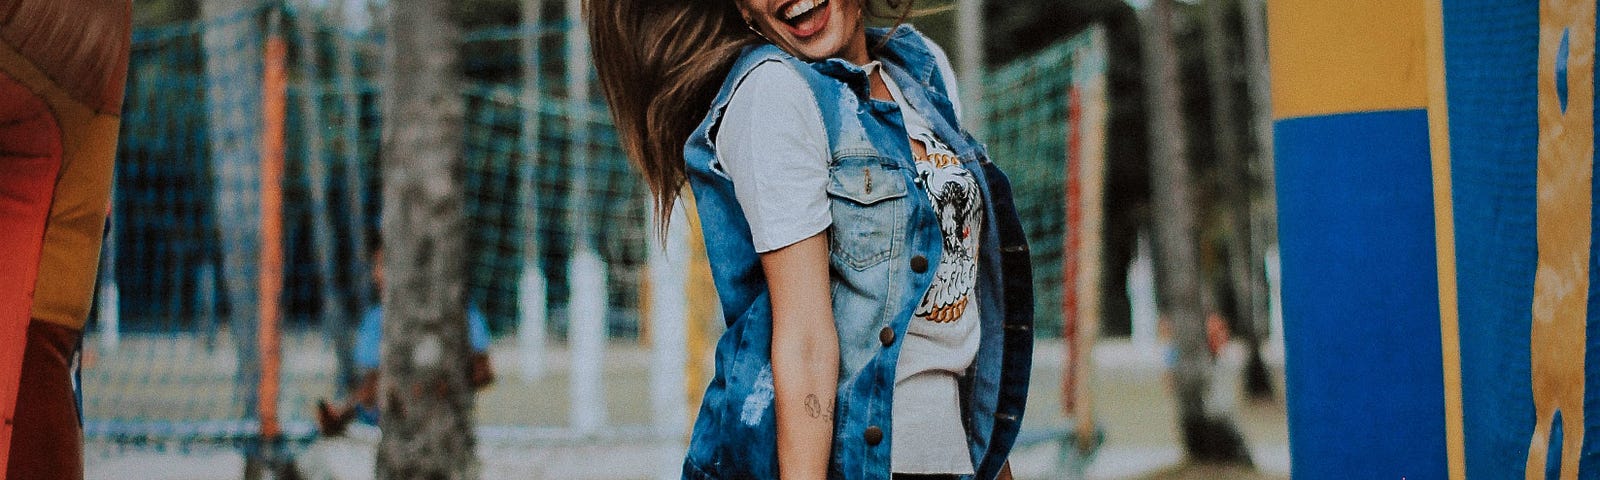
[{"x1": 782, "y1": 0, "x2": 823, "y2": 21}]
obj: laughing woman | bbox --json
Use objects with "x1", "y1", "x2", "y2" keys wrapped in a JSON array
[{"x1": 589, "y1": 0, "x2": 1034, "y2": 478}]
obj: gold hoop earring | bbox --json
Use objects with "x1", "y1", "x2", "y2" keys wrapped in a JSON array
[{"x1": 745, "y1": 19, "x2": 772, "y2": 43}]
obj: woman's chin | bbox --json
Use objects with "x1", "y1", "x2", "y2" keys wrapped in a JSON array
[
  {"x1": 789, "y1": 46, "x2": 831, "y2": 62},
  {"x1": 782, "y1": 31, "x2": 850, "y2": 61}
]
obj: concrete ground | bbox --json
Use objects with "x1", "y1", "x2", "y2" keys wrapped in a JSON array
[{"x1": 84, "y1": 339, "x2": 1289, "y2": 480}]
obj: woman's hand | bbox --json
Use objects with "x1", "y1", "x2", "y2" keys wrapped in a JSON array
[{"x1": 762, "y1": 233, "x2": 840, "y2": 480}]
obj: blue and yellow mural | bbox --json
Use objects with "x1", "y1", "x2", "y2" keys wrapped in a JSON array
[{"x1": 1271, "y1": 0, "x2": 1597, "y2": 478}]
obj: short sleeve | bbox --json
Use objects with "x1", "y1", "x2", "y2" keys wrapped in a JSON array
[{"x1": 714, "y1": 61, "x2": 832, "y2": 253}]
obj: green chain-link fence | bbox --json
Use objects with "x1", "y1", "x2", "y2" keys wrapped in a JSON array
[{"x1": 982, "y1": 32, "x2": 1101, "y2": 338}]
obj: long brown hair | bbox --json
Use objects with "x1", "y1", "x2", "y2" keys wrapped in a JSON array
[
  {"x1": 587, "y1": 0, "x2": 757, "y2": 234},
  {"x1": 587, "y1": 0, "x2": 925, "y2": 234}
]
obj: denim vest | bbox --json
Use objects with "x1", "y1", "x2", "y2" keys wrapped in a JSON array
[{"x1": 680, "y1": 26, "x2": 1035, "y2": 480}]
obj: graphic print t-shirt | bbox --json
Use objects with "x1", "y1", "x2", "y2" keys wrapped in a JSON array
[
  {"x1": 874, "y1": 62, "x2": 982, "y2": 476},
  {"x1": 715, "y1": 55, "x2": 981, "y2": 475}
]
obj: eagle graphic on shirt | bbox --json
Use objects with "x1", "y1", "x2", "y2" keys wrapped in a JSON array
[{"x1": 911, "y1": 132, "x2": 982, "y2": 324}]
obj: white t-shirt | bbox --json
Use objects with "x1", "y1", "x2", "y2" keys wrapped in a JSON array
[{"x1": 715, "y1": 51, "x2": 981, "y2": 475}]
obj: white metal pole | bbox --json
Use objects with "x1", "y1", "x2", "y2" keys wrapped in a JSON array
[
  {"x1": 517, "y1": 0, "x2": 549, "y2": 382},
  {"x1": 565, "y1": 0, "x2": 607, "y2": 434},
  {"x1": 1266, "y1": 245, "x2": 1285, "y2": 361},
  {"x1": 649, "y1": 203, "x2": 689, "y2": 438},
  {"x1": 1129, "y1": 233, "x2": 1159, "y2": 349},
  {"x1": 518, "y1": 267, "x2": 549, "y2": 381},
  {"x1": 956, "y1": 0, "x2": 984, "y2": 130},
  {"x1": 568, "y1": 248, "x2": 607, "y2": 434}
]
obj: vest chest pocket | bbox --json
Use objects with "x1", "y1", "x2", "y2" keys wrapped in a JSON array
[{"x1": 827, "y1": 156, "x2": 907, "y2": 270}]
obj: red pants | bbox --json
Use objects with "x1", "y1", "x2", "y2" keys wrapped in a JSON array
[{"x1": 7, "y1": 323, "x2": 82, "y2": 480}]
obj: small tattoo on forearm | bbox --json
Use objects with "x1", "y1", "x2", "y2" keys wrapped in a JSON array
[{"x1": 804, "y1": 394, "x2": 833, "y2": 421}]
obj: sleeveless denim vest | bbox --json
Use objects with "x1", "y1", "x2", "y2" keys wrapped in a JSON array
[{"x1": 680, "y1": 26, "x2": 1035, "y2": 480}]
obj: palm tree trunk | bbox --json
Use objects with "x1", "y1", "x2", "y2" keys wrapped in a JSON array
[
  {"x1": 1238, "y1": 0, "x2": 1277, "y2": 363},
  {"x1": 375, "y1": 0, "x2": 476, "y2": 477},
  {"x1": 1199, "y1": 0, "x2": 1273, "y2": 399},
  {"x1": 1139, "y1": 0, "x2": 1252, "y2": 463}
]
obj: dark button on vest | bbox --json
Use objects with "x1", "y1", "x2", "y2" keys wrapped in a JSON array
[
  {"x1": 910, "y1": 255, "x2": 929, "y2": 273},
  {"x1": 864, "y1": 425, "x2": 884, "y2": 446},
  {"x1": 879, "y1": 326, "x2": 895, "y2": 346}
]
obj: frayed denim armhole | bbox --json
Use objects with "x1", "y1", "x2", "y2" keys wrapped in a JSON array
[{"x1": 700, "y1": 54, "x2": 793, "y2": 181}]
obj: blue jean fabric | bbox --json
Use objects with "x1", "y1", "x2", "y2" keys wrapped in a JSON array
[{"x1": 681, "y1": 26, "x2": 1034, "y2": 480}]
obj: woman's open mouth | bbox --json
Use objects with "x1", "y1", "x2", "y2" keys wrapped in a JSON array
[{"x1": 777, "y1": 0, "x2": 830, "y2": 38}]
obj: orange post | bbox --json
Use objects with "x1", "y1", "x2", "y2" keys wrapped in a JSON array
[
  {"x1": 1063, "y1": 85, "x2": 1085, "y2": 417},
  {"x1": 258, "y1": 26, "x2": 287, "y2": 440},
  {"x1": 1063, "y1": 29, "x2": 1110, "y2": 447}
]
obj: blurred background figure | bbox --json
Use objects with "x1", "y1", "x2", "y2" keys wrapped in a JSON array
[
  {"x1": 0, "y1": 1, "x2": 132, "y2": 479},
  {"x1": 316, "y1": 244, "x2": 493, "y2": 436}
]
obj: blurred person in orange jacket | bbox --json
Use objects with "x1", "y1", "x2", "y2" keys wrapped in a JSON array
[{"x1": 0, "y1": 1, "x2": 132, "y2": 478}]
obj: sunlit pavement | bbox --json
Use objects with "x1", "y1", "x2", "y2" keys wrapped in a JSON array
[{"x1": 87, "y1": 339, "x2": 1290, "y2": 480}]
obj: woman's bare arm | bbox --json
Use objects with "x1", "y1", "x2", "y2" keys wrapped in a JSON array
[{"x1": 762, "y1": 233, "x2": 839, "y2": 480}]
